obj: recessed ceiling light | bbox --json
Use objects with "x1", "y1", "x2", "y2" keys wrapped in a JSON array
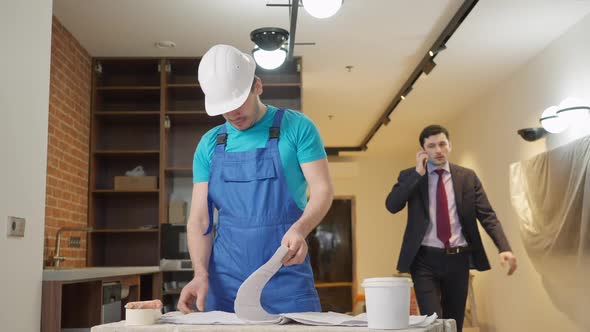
[{"x1": 155, "y1": 41, "x2": 176, "y2": 49}]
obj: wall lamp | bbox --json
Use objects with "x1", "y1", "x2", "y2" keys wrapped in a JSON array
[
  {"x1": 518, "y1": 97, "x2": 590, "y2": 141},
  {"x1": 250, "y1": 27, "x2": 289, "y2": 70},
  {"x1": 541, "y1": 97, "x2": 590, "y2": 133}
]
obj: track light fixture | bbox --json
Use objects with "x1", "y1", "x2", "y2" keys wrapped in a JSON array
[
  {"x1": 423, "y1": 58, "x2": 437, "y2": 75},
  {"x1": 429, "y1": 44, "x2": 447, "y2": 57},
  {"x1": 401, "y1": 86, "x2": 413, "y2": 100}
]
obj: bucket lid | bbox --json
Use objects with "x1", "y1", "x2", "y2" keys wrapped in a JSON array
[{"x1": 361, "y1": 277, "x2": 412, "y2": 288}]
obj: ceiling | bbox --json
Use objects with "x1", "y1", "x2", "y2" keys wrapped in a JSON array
[{"x1": 53, "y1": 0, "x2": 590, "y2": 156}]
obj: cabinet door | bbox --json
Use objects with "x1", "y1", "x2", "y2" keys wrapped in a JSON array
[{"x1": 308, "y1": 198, "x2": 355, "y2": 313}]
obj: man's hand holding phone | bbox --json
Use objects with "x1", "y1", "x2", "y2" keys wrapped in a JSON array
[{"x1": 416, "y1": 150, "x2": 428, "y2": 176}]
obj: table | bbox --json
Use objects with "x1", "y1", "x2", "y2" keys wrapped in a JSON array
[{"x1": 91, "y1": 319, "x2": 456, "y2": 332}]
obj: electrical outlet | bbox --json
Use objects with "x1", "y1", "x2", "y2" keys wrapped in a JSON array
[
  {"x1": 69, "y1": 236, "x2": 81, "y2": 248},
  {"x1": 7, "y1": 216, "x2": 25, "y2": 237}
]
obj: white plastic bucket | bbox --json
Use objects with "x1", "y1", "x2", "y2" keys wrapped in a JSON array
[
  {"x1": 361, "y1": 277, "x2": 412, "y2": 330},
  {"x1": 125, "y1": 308, "x2": 162, "y2": 326}
]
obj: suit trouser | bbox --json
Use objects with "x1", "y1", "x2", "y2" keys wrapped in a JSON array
[{"x1": 410, "y1": 246, "x2": 470, "y2": 332}]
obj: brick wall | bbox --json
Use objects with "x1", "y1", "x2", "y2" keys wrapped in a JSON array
[{"x1": 44, "y1": 16, "x2": 92, "y2": 268}]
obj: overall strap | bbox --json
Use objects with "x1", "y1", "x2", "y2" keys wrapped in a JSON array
[
  {"x1": 214, "y1": 124, "x2": 228, "y2": 153},
  {"x1": 267, "y1": 109, "x2": 285, "y2": 144}
]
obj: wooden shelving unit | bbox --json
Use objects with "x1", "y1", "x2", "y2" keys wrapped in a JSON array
[{"x1": 88, "y1": 56, "x2": 305, "y2": 311}]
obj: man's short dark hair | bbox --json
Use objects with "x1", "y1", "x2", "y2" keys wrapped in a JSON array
[{"x1": 419, "y1": 125, "x2": 450, "y2": 147}]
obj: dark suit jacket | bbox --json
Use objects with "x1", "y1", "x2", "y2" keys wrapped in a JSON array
[{"x1": 385, "y1": 163, "x2": 512, "y2": 273}]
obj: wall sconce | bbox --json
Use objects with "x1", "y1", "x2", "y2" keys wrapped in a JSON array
[
  {"x1": 517, "y1": 127, "x2": 548, "y2": 142},
  {"x1": 555, "y1": 97, "x2": 590, "y2": 127},
  {"x1": 540, "y1": 97, "x2": 590, "y2": 134},
  {"x1": 250, "y1": 27, "x2": 289, "y2": 70},
  {"x1": 540, "y1": 105, "x2": 567, "y2": 133},
  {"x1": 519, "y1": 97, "x2": 590, "y2": 141},
  {"x1": 302, "y1": 0, "x2": 343, "y2": 19}
]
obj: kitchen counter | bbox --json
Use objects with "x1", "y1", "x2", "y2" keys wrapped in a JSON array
[
  {"x1": 43, "y1": 266, "x2": 161, "y2": 282},
  {"x1": 91, "y1": 319, "x2": 456, "y2": 332},
  {"x1": 42, "y1": 267, "x2": 163, "y2": 332}
]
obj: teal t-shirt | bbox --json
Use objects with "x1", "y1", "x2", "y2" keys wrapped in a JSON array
[{"x1": 193, "y1": 105, "x2": 327, "y2": 210}]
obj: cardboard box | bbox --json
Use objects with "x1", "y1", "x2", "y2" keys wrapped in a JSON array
[
  {"x1": 114, "y1": 176, "x2": 157, "y2": 190},
  {"x1": 169, "y1": 200, "x2": 187, "y2": 224}
]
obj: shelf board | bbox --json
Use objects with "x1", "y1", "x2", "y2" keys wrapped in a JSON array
[
  {"x1": 165, "y1": 111, "x2": 224, "y2": 125},
  {"x1": 93, "y1": 111, "x2": 161, "y2": 123},
  {"x1": 94, "y1": 111, "x2": 160, "y2": 116},
  {"x1": 314, "y1": 282, "x2": 353, "y2": 288},
  {"x1": 167, "y1": 83, "x2": 200, "y2": 88},
  {"x1": 93, "y1": 150, "x2": 160, "y2": 156},
  {"x1": 91, "y1": 228, "x2": 159, "y2": 233},
  {"x1": 92, "y1": 189, "x2": 159, "y2": 194},
  {"x1": 163, "y1": 289, "x2": 182, "y2": 295},
  {"x1": 166, "y1": 111, "x2": 207, "y2": 115},
  {"x1": 96, "y1": 86, "x2": 161, "y2": 91},
  {"x1": 165, "y1": 166, "x2": 192, "y2": 176},
  {"x1": 263, "y1": 82, "x2": 301, "y2": 87}
]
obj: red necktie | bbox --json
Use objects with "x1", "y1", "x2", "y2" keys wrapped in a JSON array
[{"x1": 435, "y1": 169, "x2": 451, "y2": 248}]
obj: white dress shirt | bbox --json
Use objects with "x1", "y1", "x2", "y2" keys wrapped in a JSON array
[{"x1": 421, "y1": 162, "x2": 468, "y2": 248}]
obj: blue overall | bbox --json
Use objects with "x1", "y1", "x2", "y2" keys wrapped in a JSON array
[{"x1": 205, "y1": 109, "x2": 321, "y2": 313}]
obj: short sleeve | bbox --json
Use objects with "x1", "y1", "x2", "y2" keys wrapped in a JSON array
[
  {"x1": 293, "y1": 113, "x2": 327, "y2": 164},
  {"x1": 192, "y1": 128, "x2": 218, "y2": 183}
]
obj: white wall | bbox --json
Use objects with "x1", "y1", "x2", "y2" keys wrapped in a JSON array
[
  {"x1": 330, "y1": 153, "x2": 414, "y2": 288},
  {"x1": 0, "y1": 0, "x2": 52, "y2": 330},
  {"x1": 448, "y1": 12, "x2": 590, "y2": 332}
]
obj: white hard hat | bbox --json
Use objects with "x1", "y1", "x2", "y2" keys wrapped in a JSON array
[{"x1": 198, "y1": 44, "x2": 257, "y2": 116}]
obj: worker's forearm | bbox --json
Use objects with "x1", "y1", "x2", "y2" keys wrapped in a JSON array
[
  {"x1": 186, "y1": 215, "x2": 213, "y2": 277},
  {"x1": 292, "y1": 184, "x2": 334, "y2": 237}
]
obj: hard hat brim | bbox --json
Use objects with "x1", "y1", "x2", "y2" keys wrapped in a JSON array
[
  {"x1": 203, "y1": 53, "x2": 256, "y2": 116},
  {"x1": 204, "y1": 86, "x2": 251, "y2": 116}
]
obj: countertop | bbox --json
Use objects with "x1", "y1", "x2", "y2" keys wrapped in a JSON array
[
  {"x1": 91, "y1": 319, "x2": 456, "y2": 332},
  {"x1": 42, "y1": 266, "x2": 161, "y2": 282}
]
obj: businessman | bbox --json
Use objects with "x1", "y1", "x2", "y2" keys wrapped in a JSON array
[{"x1": 385, "y1": 125, "x2": 517, "y2": 332}]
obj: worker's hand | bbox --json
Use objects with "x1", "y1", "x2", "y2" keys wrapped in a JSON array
[
  {"x1": 499, "y1": 251, "x2": 517, "y2": 276},
  {"x1": 415, "y1": 150, "x2": 429, "y2": 176},
  {"x1": 177, "y1": 273, "x2": 208, "y2": 314},
  {"x1": 281, "y1": 226, "x2": 308, "y2": 266}
]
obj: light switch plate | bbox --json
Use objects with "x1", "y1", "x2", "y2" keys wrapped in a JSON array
[{"x1": 7, "y1": 216, "x2": 26, "y2": 237}]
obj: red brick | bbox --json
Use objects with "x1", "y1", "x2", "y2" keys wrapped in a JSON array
[{"x1": 44, "y1": 16, "x2": 92, "y2": 267}]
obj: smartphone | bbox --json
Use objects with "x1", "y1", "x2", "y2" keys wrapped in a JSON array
[{"x1": 423, "y1": 158, "x2": 428, "y2": 168}]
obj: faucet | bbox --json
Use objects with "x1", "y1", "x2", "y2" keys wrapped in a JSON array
[{"x1": 53, "y1": 226, "x2": 93, "y2": 267}]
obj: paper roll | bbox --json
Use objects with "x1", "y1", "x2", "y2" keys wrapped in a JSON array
[
  {"x1": 125, "y1": 308, "x2": 162, "y2": 326},
  {"x1": 121, "y1": 285, "x2": 130, "y2": 300}
]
